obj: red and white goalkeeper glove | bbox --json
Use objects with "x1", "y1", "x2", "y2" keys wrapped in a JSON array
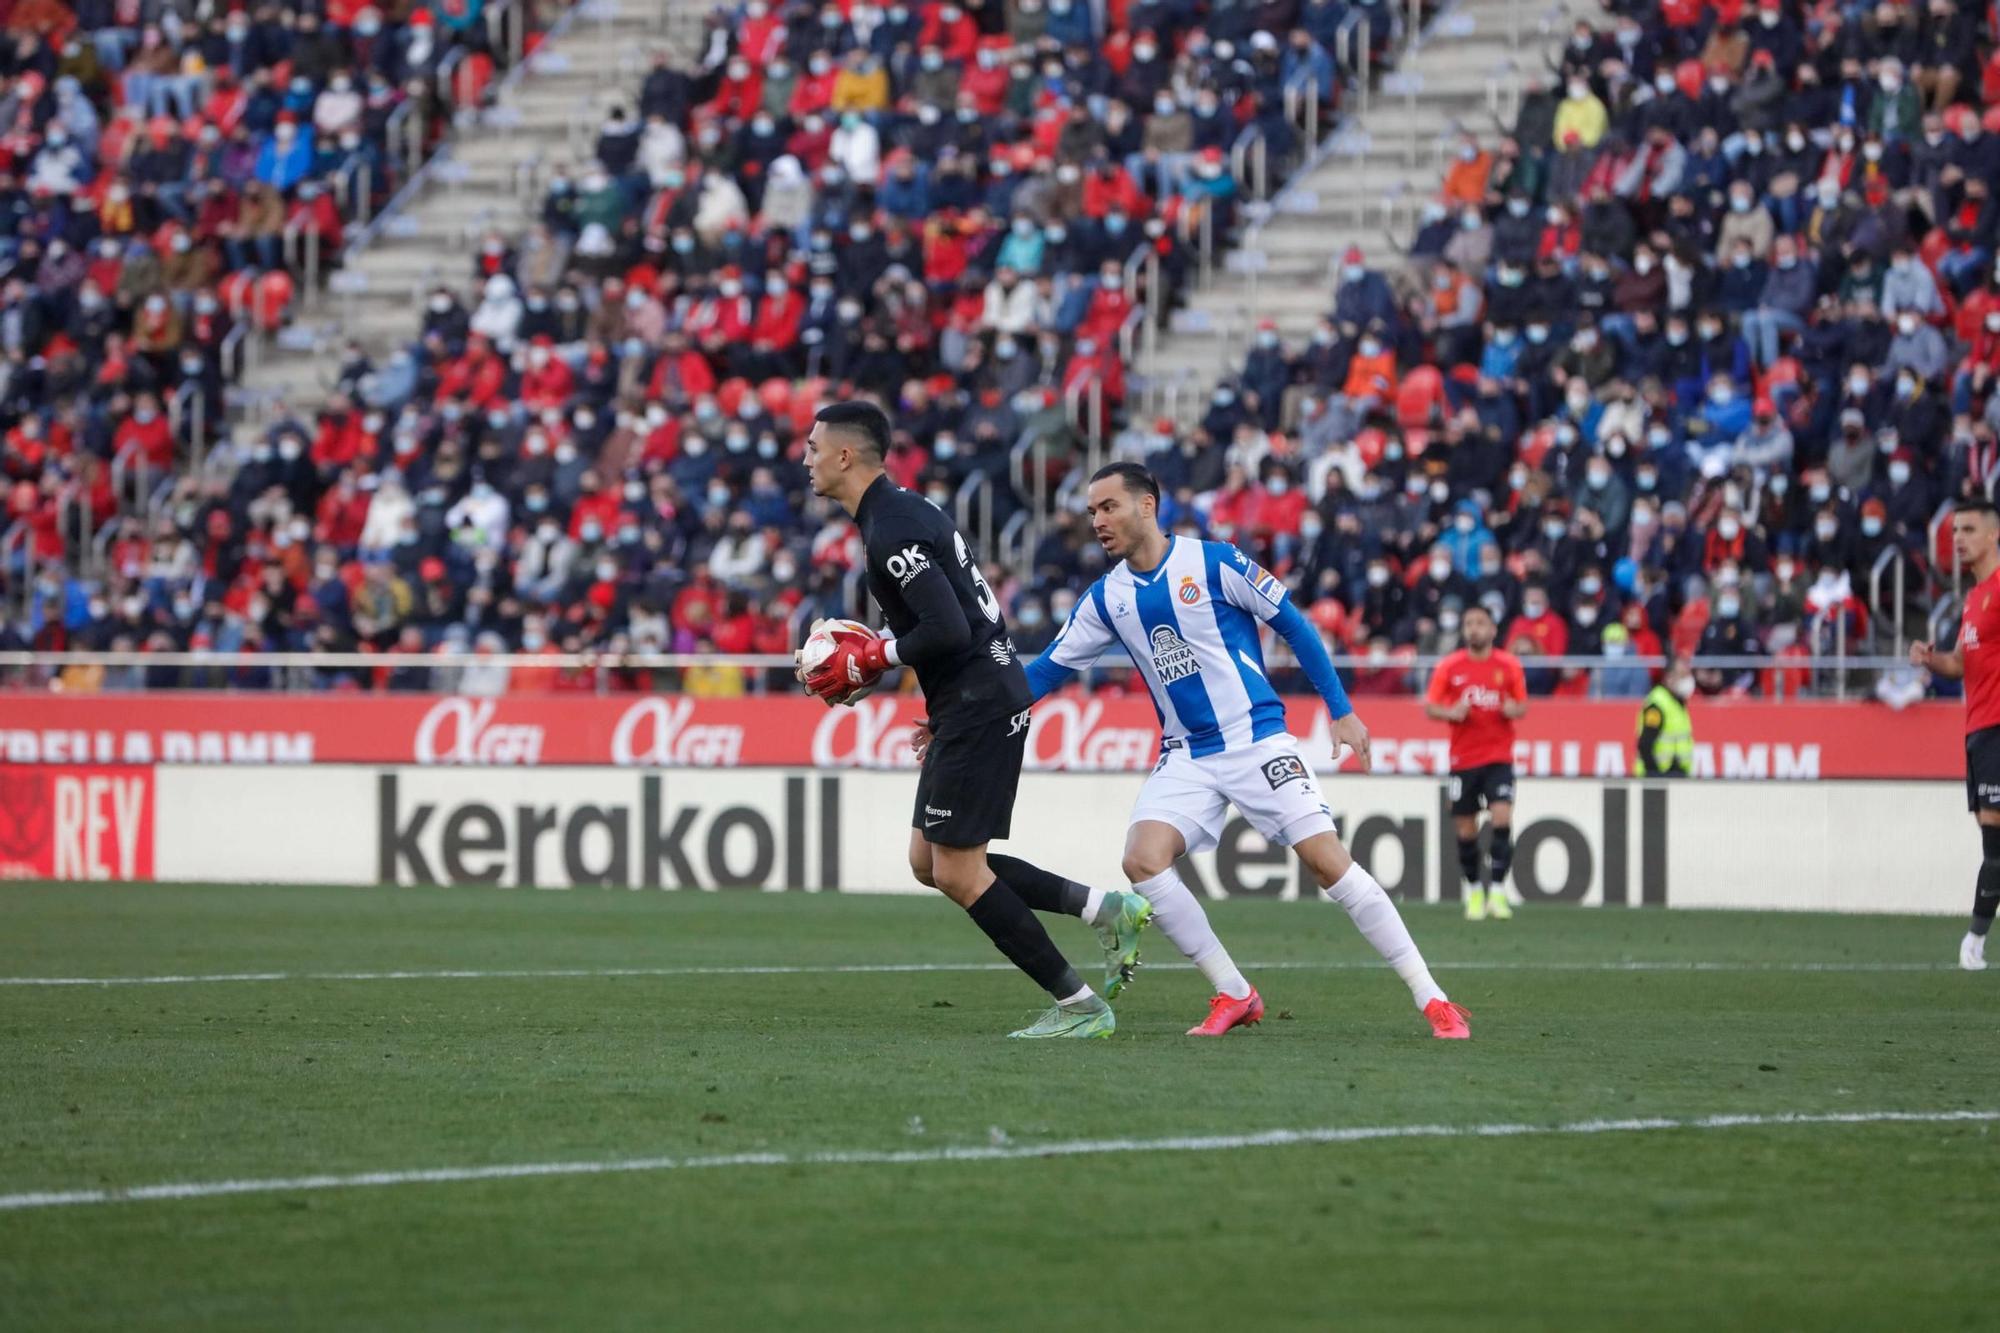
[{"x1": 804, "y1": 635, "x2": 892, "y2": 702}]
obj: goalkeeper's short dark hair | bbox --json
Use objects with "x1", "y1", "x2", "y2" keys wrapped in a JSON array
[{"x1": 815, "y1": 401, "x2": 892, "y2": 464}]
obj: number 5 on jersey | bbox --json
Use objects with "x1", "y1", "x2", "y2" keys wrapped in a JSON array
[{"x1": 955, "y1": 531, "x2": 1000, "y2": 624}]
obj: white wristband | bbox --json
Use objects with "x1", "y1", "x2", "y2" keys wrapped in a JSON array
[{"x1": 882, "y1": 637, "x2": 901, "y2": 667}]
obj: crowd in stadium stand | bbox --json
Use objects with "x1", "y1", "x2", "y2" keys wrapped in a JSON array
[
  {"x1": 0, "y1": 0, "x2": 537, "y2": 667},
  {"x1": 0, "y1": 0, "x2": 1985, "y2": 704}
]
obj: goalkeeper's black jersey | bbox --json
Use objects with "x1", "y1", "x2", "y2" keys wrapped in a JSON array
[{"x1": 855, "y1": 474, "x2": 1030, "y2": 731}]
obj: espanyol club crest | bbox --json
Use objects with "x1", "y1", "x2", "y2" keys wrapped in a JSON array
[{"x1": 1178, "y1": 576, "x2": 1202, "y2": 605}]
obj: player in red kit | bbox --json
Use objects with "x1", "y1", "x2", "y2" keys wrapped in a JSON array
[
  {"x1": 1911, "y1": 498, "x2": 2000, "y2": 971},
  {"x1": 1425, "y1": 604, "x2": 1529, "y2": 921}
]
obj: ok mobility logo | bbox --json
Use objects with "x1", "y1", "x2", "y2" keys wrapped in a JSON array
[{"x1": 1175, "y1": 786, "x2": 1670, "y2": 905}]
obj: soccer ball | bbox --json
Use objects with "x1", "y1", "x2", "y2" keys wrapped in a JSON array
[{"x1": 797, "y1": 618, "x2": 882, "y2": 704}]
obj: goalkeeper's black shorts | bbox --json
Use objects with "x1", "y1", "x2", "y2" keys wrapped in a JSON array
[{"x1": 911, "y1": 706, "x2": 1031, "y2": 849}]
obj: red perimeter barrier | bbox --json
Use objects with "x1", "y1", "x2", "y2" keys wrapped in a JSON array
[{"x1": 0, "y1": 693, "x2": 1963, "y2": 780}]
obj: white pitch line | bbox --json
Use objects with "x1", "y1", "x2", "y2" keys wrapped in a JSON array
[
  {"x1": 0, "y1": 959, "x2": 1961, "y2": 987},
  {"x1": 0, "y1": 1109, "x2": 1991, "y2": 1213}
]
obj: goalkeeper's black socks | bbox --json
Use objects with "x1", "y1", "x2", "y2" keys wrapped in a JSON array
[
  {"x1": 966, "y1": 877, "x2": 1087, "y2": 1001},
  {"x1": 986, "y1": 854, "x2": 1090, "y2": 918}
]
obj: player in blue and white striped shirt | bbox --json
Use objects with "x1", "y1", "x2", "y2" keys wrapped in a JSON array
[{"x1": 1015, "y1": 463, "x2": 1467, "y2": 1039}]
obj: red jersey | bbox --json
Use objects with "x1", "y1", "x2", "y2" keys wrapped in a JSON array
[
  {"x1": 1962, "y1": 568, "x2": 2000, "y2": 733},
  {"x1": 1426, "y1": 648, "x2": 1527, "y2": 770}
]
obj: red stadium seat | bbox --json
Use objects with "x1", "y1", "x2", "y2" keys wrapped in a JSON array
[
  {"x1": 253, "y1": 271, "x2": 294, "y2": 331},
  {"x1": 756, "y1": 377, "x2": 793, "y2": 419},
  {"x1": 716, "y1": 377, "x2": 750, "y2": 418},
  {"x1": 1395, "y1": 365, "x2": 1446, "y2": 429},
  {"x1": 790, "y1": 378, "x2": 828, "y2": 433},
  {"x1": 1353, "y1": 426, "x2": 1386, "y2": 471}
]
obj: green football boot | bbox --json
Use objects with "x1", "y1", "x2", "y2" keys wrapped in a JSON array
[
  {"x1": 1094, "y1": 890, "x2": 1154, "y2": 1000},
  {"x1": 1007, "y1": 996, "x2": 1117, "y2": 1039}
]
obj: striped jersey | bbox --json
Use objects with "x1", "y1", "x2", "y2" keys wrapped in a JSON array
[{"x1": 1037, "y1": 537, "x2": 1294, "y2": 757}]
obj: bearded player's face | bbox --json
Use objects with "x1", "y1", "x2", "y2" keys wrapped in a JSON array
[
  {"x1": 1463, "y1": 609, "x2": 1496, "y2": 650},
  {"x1": 1085, "y1": 478, "x2": 1151, "y2": 559}
]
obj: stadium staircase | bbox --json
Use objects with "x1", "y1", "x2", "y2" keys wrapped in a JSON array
[
  {"x1": 225, "y1": 0, "x2": 696, "y2": 444},
  {"x1": 1137, "y1": 0, "x2": 1563, "y2": 426}
]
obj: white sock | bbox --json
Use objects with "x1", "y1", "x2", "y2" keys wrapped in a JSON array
[
  {"x1": 1057, "y1": 984, "x2": 1097, "y2": 1007},
  {"x1": 1082, "y1": 885, "x2": 1108, "y2": 925},
  {"x1": 1323, "y1": 862, "x2": 1446, "y2": 1009},
  {"x1": 1133, "y1": 868, "x2": 1252, "y2": 1000}
]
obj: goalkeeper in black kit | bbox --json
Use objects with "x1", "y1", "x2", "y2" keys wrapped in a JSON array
[{"x1": 799, "y1": 401, "x2": 1152, "y2": 1038}]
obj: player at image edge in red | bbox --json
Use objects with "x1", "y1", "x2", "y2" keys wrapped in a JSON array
[{"x1": 1910, "y1": 496, "x2": 2000, "y2": 972}]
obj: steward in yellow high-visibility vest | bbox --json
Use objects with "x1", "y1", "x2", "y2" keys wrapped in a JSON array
[{"x1": 1633, "y1": 663, "x2": 1695, "y2": 778}]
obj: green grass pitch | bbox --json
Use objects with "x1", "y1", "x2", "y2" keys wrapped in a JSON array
[{"x1": 1, "y1": 882, "x2": 1995, "y2": 1331}]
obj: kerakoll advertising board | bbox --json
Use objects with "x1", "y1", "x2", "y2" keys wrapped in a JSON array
[{"x1": 140, "y1": 765, "x2": 1971, "y2": 913}]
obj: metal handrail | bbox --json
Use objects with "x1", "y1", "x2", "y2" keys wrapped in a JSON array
[
  {"x1": 1931, "y1": 593, "x2": 1961, "y2": 647},
  {"x1": 1009, "y1": 424, "x2": 1052, "y2": 569},
  {"x1": 838, "y1": 565, "x2": 878, "y2": 628},
  {"x1": 488, "y1": 0, "x2": 527, "y2": 74},
  {"x1": 1229, "y1": 123, "x2": 1268, "y2": 203},
  {"x1": 0, "y1": 648, "x2": 1945, "y2": 680},
  {"x1": 1197, "y1": 195, "x2": 1215, "y2": 289},
  {"x1": 953, "y1": 470, "x2": 994, "y2": 547},
  {"x1": 1282, "y1": 70, "x2": 1323, "y2": 150},
  {"x1": 170, "y1": 381, "x2": 207, "y2": 474},
  {"x1": 385, "y1": 98, "x2": 420, "y2": 183},
  {"x1": 1117, "y1": 300, "x2": 1146, "y2": 374},
  {"x1": 110, "y1": 441, "x2": 149, "y2": 521},
  {"x1": 1063, "y1": 374, "x2": 1104, "y2": 467},
  {"x1": 91, "y1": 510, "x2": 119, "y2": 574},
  {"x1": 1868, "y1": 545, "x2": 1908, "y2": 656},
  {"x1": 282, "y1": 214, "x2": 324, "y2": 312},
  {"x1": 57, "y1": 482, "x2": 88, "y2": 572},
  {"x1": 1336, "y1": 11, "x2": 1374, "y2": 122},
  {"x1": 219, "y1": 319, "x2": 247, "y2": 383},
  {"x1": 998, "y1": 508, "x2": 1033, "y2": 571},
  {"x1": 1807, "y1": 607, "x2": 1851, "y2": 698},
  {"x1": 337, "y1": 157, "x2": 372, "y2": 230},
  {"x1": 438, "y1": 46, "x2": 472, "y2": 120}
]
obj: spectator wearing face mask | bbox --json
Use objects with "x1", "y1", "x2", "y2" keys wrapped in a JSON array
[
  {"x1": 1886, "y1": 313, "x2": 1950, "y2": 385},
  {"x1": 1333, "y1": 247, "x2": 1399, "y2": 330},
  {"x1": 1696, "y1": 580, "x2": 1764, "y2": 694},
  {"x1": 1740, "y1": 235, "x2": 1818, "y2": 367},
  {"x1": 1239, "y1": 320, "x2": 1292, "y2": 431},
  {"x1": 1595, "y1": 622, "x2": 1651, "y2": 697},
  {"x1": 1733, "y1": 396, "x2": 1794, "y2": 473},
  {"x1": 1890, "y1": 366, "x2": 1950, "y2": 458},
  {"x1": 1848, "y1": 494, "x2": 1901, "y2": 577},
  {"x1": 1509, "y1": 583, "x2": 1568, "y2": 695},
  {"x1": 1552, "y1": 76, "x2": 1608, "y2": 150},
  {"x1": 1869, "y1": 58, "x2": 1922, "y2": 143},
  {"x1": 1437, "y1": 499, "x2": 1494, "y2": 575}
]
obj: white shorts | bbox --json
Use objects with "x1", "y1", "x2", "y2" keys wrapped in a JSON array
[{"x1": 1129, "y1": 735, "x2": 1337, "y2": 854}]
